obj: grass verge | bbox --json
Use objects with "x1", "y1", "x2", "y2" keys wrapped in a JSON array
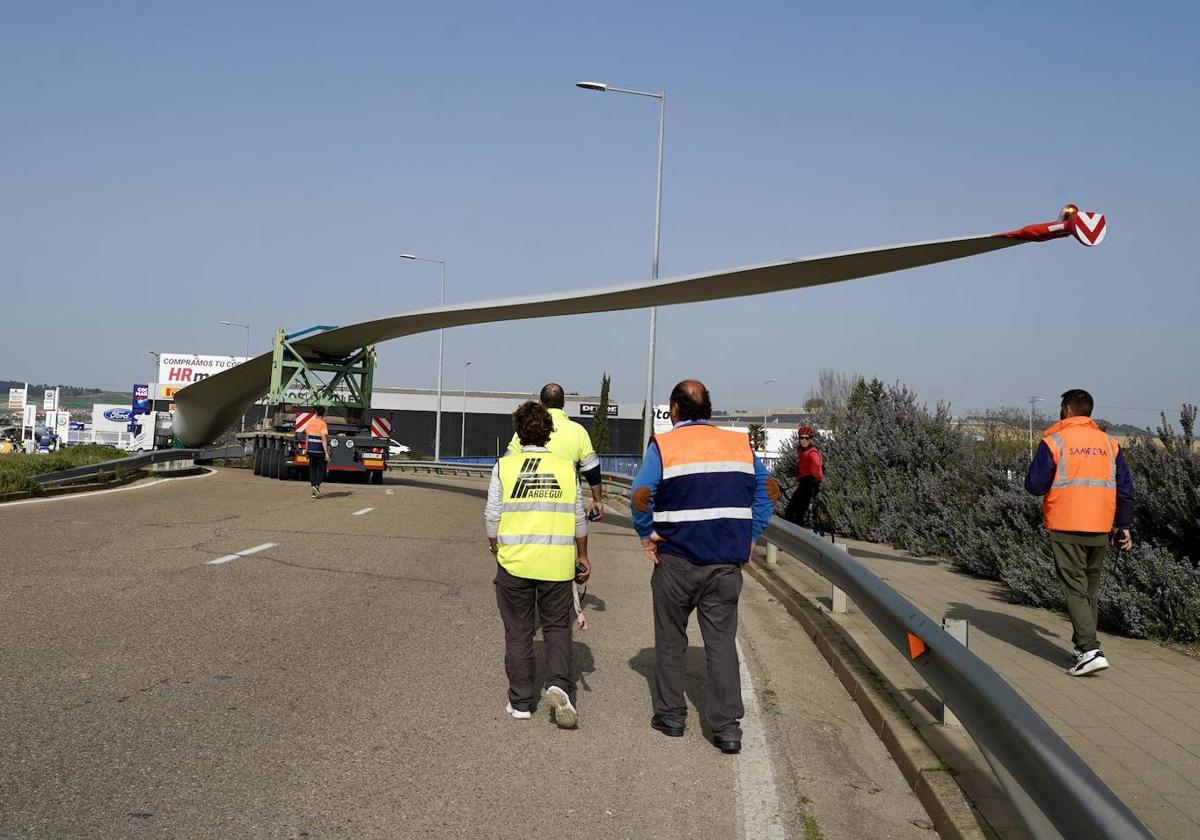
[{"x1": 0, "y1": 445, "x2": 126, "y2": 494}]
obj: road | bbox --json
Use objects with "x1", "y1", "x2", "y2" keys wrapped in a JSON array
[{"x1": 1, "y1": 468, "x2": 932, "y2": 839}]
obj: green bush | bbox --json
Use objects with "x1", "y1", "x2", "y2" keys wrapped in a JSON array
[{"x1": 0, "y1": 445, "x2": 126, "y2": 495}]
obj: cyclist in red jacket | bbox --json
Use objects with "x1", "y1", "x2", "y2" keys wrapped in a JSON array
[{"x1": 784, "y1": 426, "x2": 823, "y2": 526}]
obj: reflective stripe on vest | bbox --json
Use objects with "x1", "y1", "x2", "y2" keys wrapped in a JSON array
[
  {"x1": 1041, "y1": 418, "x2": 1118, "y2": 533},
  {"x1": 653, "y1": 423, "x2": 756, "y2": 565},
  {"x1": 497, "y1": 451, "x2": 578, "y2": 581}
]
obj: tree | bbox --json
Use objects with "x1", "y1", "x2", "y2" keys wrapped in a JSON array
[
  {"x1": 748, "y1": 423, "x2": 766, "y2": 453},
  {"x1": 593, "y1": 373, "x2": 611, "y2": 454}
]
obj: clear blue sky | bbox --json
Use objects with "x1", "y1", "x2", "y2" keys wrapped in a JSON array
[{"x1": 3, "y1": 1, "x2": 1197, "y2": 427}]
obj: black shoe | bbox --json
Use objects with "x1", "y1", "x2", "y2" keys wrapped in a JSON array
[
  {"x1": 650, "y1": 714, "x2": 684, "y2": 737},
  {"x1": 712, "y1": 735, "x2": 741, "y2": 754}
]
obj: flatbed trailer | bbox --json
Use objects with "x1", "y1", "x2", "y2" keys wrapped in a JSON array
[{"x1": 235, "y1": 326, "x2": 389, "y2": 484}]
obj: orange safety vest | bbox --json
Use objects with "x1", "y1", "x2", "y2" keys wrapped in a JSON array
[{"x1": 1040, "y1": 416, "x2": 1118, "y2": 533}]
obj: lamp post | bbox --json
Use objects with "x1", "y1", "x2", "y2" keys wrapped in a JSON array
[
  {"x1": 1028, "y1": 396, "x2": 1044, "y2": 462},
  {"x1": 577, "y1": 80, "x2": 665, "y2": 452},
  {"x1": 219, "y1": 321, "x2": 251, "y2": 430},
  {"x1": 148, "y1": 351, "x2": 160, "y2": 385},
  {"x1": 762, "y1": 378, "x2": 777, "y2": 428},
  {"x1": 461, "y1": 361, "x2": 472, "y2": 458},
  {"x1": 399, "y1": 254, "x2": 447, "y2": 461},
  {"x1": 219, "y1": 320, "x2": 250, "y2": 360}
]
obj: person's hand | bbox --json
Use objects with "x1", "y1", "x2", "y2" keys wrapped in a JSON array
[
  {"x1": 488, "y1": 539, "x2": 499, "y2": 556},
  {"x1": 1113, "y1": 528, "x2": 1133, "y2": 551},
  {"x1": 587, "y1": 500, "x2": 604, "y2": 522},
  {"x1": 576, "y1": 555, "x2": 592, "y2": 583},
  {"x1": 641, "y1": 532, "x2": 662, "y2": 564}
]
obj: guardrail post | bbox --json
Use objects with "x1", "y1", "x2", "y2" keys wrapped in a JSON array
[
  {"x1": 831, "y1": 584, "x2": 848, "y2": 614},
  {"x1": 940, "y1": 617, "x2": 969, "y2": 727},
  {"x1": 765, "y1": 542, "x2": 779, "y2": 566}
]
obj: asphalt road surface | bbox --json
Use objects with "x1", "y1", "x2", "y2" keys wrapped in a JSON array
[{"x1": 1, "y1": 468, "x2": 932, "y2": 839}]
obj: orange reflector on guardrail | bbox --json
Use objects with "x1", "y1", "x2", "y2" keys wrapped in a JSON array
[{"x1": 908, "y1": 633, "x2": 927, "y2": 660}]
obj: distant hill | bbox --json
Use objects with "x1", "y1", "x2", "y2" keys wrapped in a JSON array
[
  {"x1": 2, "y1": 380, "x2": 129, "y2": 412},
  {"x1": 1102, "y1": 422, "x2": 1154, "y2": 437}
]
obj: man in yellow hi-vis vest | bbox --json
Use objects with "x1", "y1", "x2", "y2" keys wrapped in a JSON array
[{"x1": 486, "y1": 401, "x2": 591, "y2": 728}]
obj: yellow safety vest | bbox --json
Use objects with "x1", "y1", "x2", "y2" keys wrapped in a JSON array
[{"x1": 497, "y1": 449, "x2": 578, "y2": 581}]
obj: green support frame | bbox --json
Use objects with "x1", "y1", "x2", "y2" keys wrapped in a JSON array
[{"x1": 267, "y1": 327, "x2": 376, "y2": 413}]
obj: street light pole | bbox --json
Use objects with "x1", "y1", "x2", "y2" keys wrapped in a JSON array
[
  {"x1": 577, "y1": 80, "x2": 666, "y2": 452},
  {"x1": 462, "y1": 361, "x2": 472, "y2": 458},
  {"x1": 219, "y1": 321, "x2": 251, "y2": 430},
  {"x1": 762, "y1": 378, "x2": 777, "y2": 428},
  {"x1": 400, "y1": 254, "x2": 447, "y2": 461}
]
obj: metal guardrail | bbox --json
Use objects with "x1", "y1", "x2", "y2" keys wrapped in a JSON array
[
  {"x1": 34, "y1": 449, "x2": 202, "y2": 487},
  {"x1": 387, "y1": 461, "x2": 1153, "y2": 839}
]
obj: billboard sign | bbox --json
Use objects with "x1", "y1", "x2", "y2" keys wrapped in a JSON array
[
  {"x1": 8, "y1": 387, "x2": 26, "y2": 411},
  {"x1": 132, "y1": 384, "x2": 150, "y2": 415},
  {"x1": 652, "y1": 404, "x2": 672, "y2": 435},
  {"x1": 23, "y1": 404, "x2": 37, "y2": 429},
  {"x1": 579, "y1": 403, "x2": 618, "y2": 417},
  {"x1": 42, "y1": 388, "x2": 58, "y2": 412},
  {"x1": 157, "y1": 354, "x2": 247, "y2": 387}
]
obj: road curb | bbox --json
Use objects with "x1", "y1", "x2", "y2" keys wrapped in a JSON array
[{"x1": 746, "y1": 559, "x2": 994, "y2": 840}]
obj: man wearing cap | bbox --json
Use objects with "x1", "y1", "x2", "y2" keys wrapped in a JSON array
[{"x1": 784, "y1": 426, "x2": 823, "y2": 527}]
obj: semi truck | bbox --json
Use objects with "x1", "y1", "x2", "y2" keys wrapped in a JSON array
[{"x1": 237, "y1": 326, "x2": 390, "y2": 484}]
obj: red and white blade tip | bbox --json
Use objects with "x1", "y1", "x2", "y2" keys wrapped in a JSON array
[{"x1": 1001, "y1": 204, "x2": 1106, "y2": 246}]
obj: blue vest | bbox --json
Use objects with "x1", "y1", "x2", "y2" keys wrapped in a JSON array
[{"x1": 652, "y1": 423, "x2": 756, "y2": 565}]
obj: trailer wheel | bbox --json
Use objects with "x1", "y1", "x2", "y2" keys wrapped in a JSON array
[
  {"x1": 266, "y1": 445, "x2": 280, "y2": 479},
  {"x1": 252, "y1": 442, "x2": 264, "y2": 475},
  {"x1": 273, "y1": 446, "x2": 288, "y2": 480},
  {"x1": 369, "y1": 470, "x2": 383, "y2": 485}
]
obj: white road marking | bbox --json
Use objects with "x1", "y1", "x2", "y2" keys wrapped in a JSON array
[
  {"x1": 206, "y1": 542, "x2": 277, "y2": 566},
  {"x1": 0, "y1": 468, "x2": 216, "y2": 508},
  {"x1": 734, "y1": 638, "x2": 785, "y2": 840},
  {"x1": 385, "y1": 489, "x2": 395, "y2": 495},
  {"x1": 351, "y1": 507, "x2": 374, "y2": 516}
]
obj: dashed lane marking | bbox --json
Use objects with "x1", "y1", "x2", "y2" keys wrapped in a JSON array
[
  {"x1": 206, "y1": 542, "x2": 278, "y2": 566},
  {"x1": 351, "y1": 507, "x2": 374, "y2": 516},
  {"x1": 734, "y1": 638, "x2": 785, "y2": 839}
]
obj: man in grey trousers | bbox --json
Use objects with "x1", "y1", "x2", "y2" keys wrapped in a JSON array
[{"x1": 630, "y1": 380, "x2": 778, "y2": 753}]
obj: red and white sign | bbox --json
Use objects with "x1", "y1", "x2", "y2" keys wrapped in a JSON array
[
  {"x1": 1070, "y1": 211, "x2": 1106, "y2": 247},
  {"x1": 370, "y1": 416, "x2": 392, "y2": 439},
  {"x1": 294, "y1": 411, "x2": 316, "y2": 433}
]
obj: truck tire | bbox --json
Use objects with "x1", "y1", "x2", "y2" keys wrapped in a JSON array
[
  {"x1": 369, "y1": 469, "x2": 383, "y2": 485},
  {"x1": 252, "y1": 442, "x2": 264, "y2": 475},
  {"x1": 273, "y1": 445, "x2": 288, "y2": 480},
  {"x1": 266, "y1": 445, "x2": 279, "y2": 479}
]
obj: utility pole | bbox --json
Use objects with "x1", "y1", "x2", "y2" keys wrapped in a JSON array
[{"x1": 1028, "y1": 396, "x2": 1044, "y2": 462}]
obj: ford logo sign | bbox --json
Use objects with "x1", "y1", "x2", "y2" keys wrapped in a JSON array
[{"x1": 103, "y1": 408, "x2": 133, "y2": 422}]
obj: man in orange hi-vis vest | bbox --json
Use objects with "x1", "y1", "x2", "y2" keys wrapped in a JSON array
[{"x1": 1025, "y1": 389, "x2": 1135, "y2": 677}]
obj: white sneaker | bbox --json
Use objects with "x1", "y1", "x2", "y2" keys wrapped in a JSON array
[
  {"x1": 505, "y1": 702, "x2": 531, "y2": 720},
  {"x1": 1067, "y1": 649, "x2": 1109, "y2": 676},
  {"x1": 544, "y1": 685, "x2": 578, "y2": 729}
]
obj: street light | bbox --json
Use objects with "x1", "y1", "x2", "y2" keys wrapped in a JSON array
[
  {"x1": 219, "y1": 321, "x2": 251, "y2": 431},
  {"x1": 218, "y1": 320, "x2": 250, "y2": 360},
  {"x1": 577, "y1": 79, "x2": 666, "y2": 452},
  {"x1": 148, "y1": 351, "x2": 160, "y2": 385},
  {"x1": 762, "y1": 377, "x2": 778, "y2": 426},
  {"x1": 399, "y1": 254, "x2": 447, "y2": 461},
  {"x1": 461, "y1": 361, "x2": 472, "y2": 458}
]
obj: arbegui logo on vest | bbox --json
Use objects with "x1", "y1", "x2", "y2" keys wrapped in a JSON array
[{"x1": 513, "y1": 457, "x2": 563, "y2": 499}]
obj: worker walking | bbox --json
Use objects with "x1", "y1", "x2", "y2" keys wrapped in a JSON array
[
  {"x1": 487, "y1": 401, "x2": 592, "y2": 727},
  {"x1": 1025, "y1": 389, "x2": 1135, "y2": 677},
  {"x1": 783, "y1": 425, "x2": 823, "y2": 527},
  {"x1": 305, "y1": 406, "x2": 331, "y2": 498},
  {"x1": 508, "y1": 383, "x2": 604, "y2": 521},
  {"x1": 631, "y1": 380, "x2": 777, "y2": 754}
]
